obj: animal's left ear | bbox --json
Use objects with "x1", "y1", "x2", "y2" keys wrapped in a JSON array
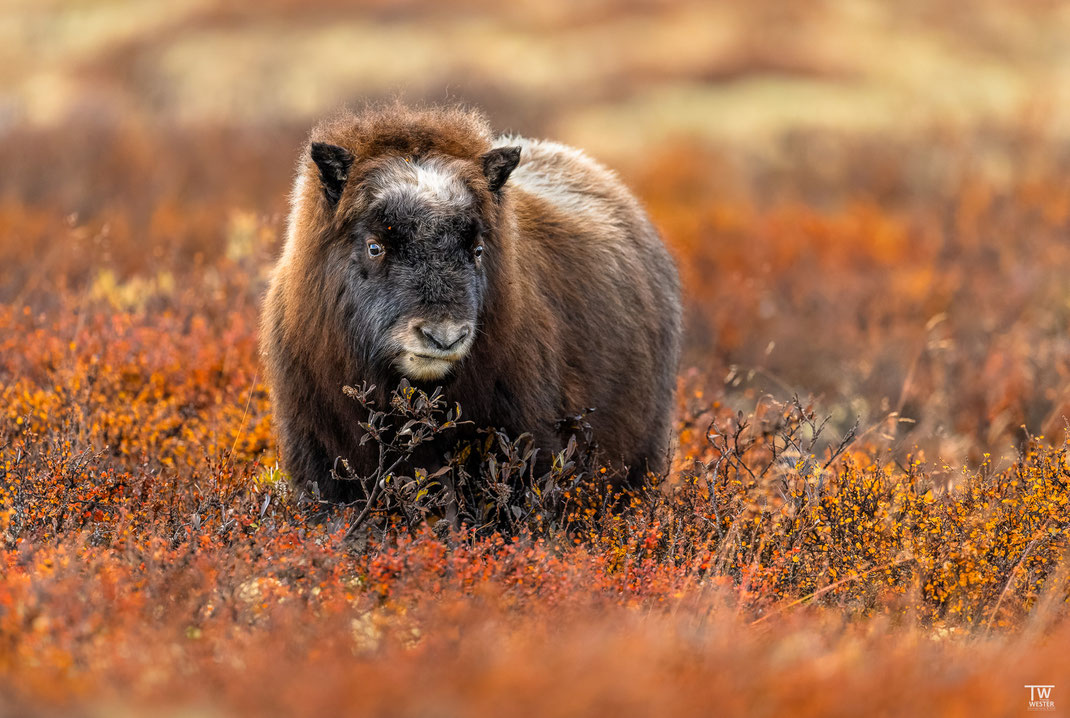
[
  {"x1": 310, "y1": 142, "x2": 355, "y2": 208},
  {"x1": 482, "y1": 146, "x2": 521, "y2": 193}
]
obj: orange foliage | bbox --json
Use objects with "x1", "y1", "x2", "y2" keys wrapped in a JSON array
[{"x1": 2, "y1": 121, "x2": 1070, "y2": 716}]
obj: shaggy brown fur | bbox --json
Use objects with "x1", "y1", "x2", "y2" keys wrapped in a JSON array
[{"x1": 261, "y1": 103, "x2": 681, "y2": 502}]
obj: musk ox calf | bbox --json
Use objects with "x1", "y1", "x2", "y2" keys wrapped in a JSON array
[{"x1": 261, "y1": 104, "x2": 681, "y2": 502}]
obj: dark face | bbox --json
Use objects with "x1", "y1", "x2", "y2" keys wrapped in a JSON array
[{"x1": 342, "y1": 157, "x2": 489, "y2": 382}]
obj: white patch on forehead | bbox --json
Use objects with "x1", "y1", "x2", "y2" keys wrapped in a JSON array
[{"x1": 373, "y1": 158, "x2": 472, "y2": 212}]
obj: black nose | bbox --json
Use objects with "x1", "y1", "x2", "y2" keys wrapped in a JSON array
[{"x1": 418, "y1": 322, "x2": 471, "y2": 351}]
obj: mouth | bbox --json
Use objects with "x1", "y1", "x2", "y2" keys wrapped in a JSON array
[
  {"x1": 389, "y1": 319, "x2": 476, "y2": 381},
  {"x1": 396, "y1": 350, "x2": 464, "y2": 380},
  {"x1": 410, "y1": 352, "x2": 459, "y2": 361}
]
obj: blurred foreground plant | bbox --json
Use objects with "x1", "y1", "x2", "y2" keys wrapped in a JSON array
[{"x1": 334, "y1": 380, "x2": 607, "y2": 540}]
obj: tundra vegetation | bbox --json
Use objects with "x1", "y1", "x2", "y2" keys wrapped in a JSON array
[
  {"x1": 4, "y1": 120, "x2": 1070, "y2": 717},
  {"x1": 4, "y1": 2, "x2": 1070, "y2": 716}
]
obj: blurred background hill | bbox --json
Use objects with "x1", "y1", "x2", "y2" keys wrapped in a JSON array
[{"x1": 5, "y1": 1, "x2": 1070, "y2": 154}]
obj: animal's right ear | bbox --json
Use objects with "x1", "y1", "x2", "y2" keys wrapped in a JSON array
[{"x1": 309, "y1": 142, "x2": 355, "y2": 208}]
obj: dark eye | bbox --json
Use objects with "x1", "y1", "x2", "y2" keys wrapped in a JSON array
[
  {"x1": 474, "y1": 244, "x2": 484, "y2": 260},
  {"x1": 367, "y1": 240, "x2": 384, "y2": 258}
]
